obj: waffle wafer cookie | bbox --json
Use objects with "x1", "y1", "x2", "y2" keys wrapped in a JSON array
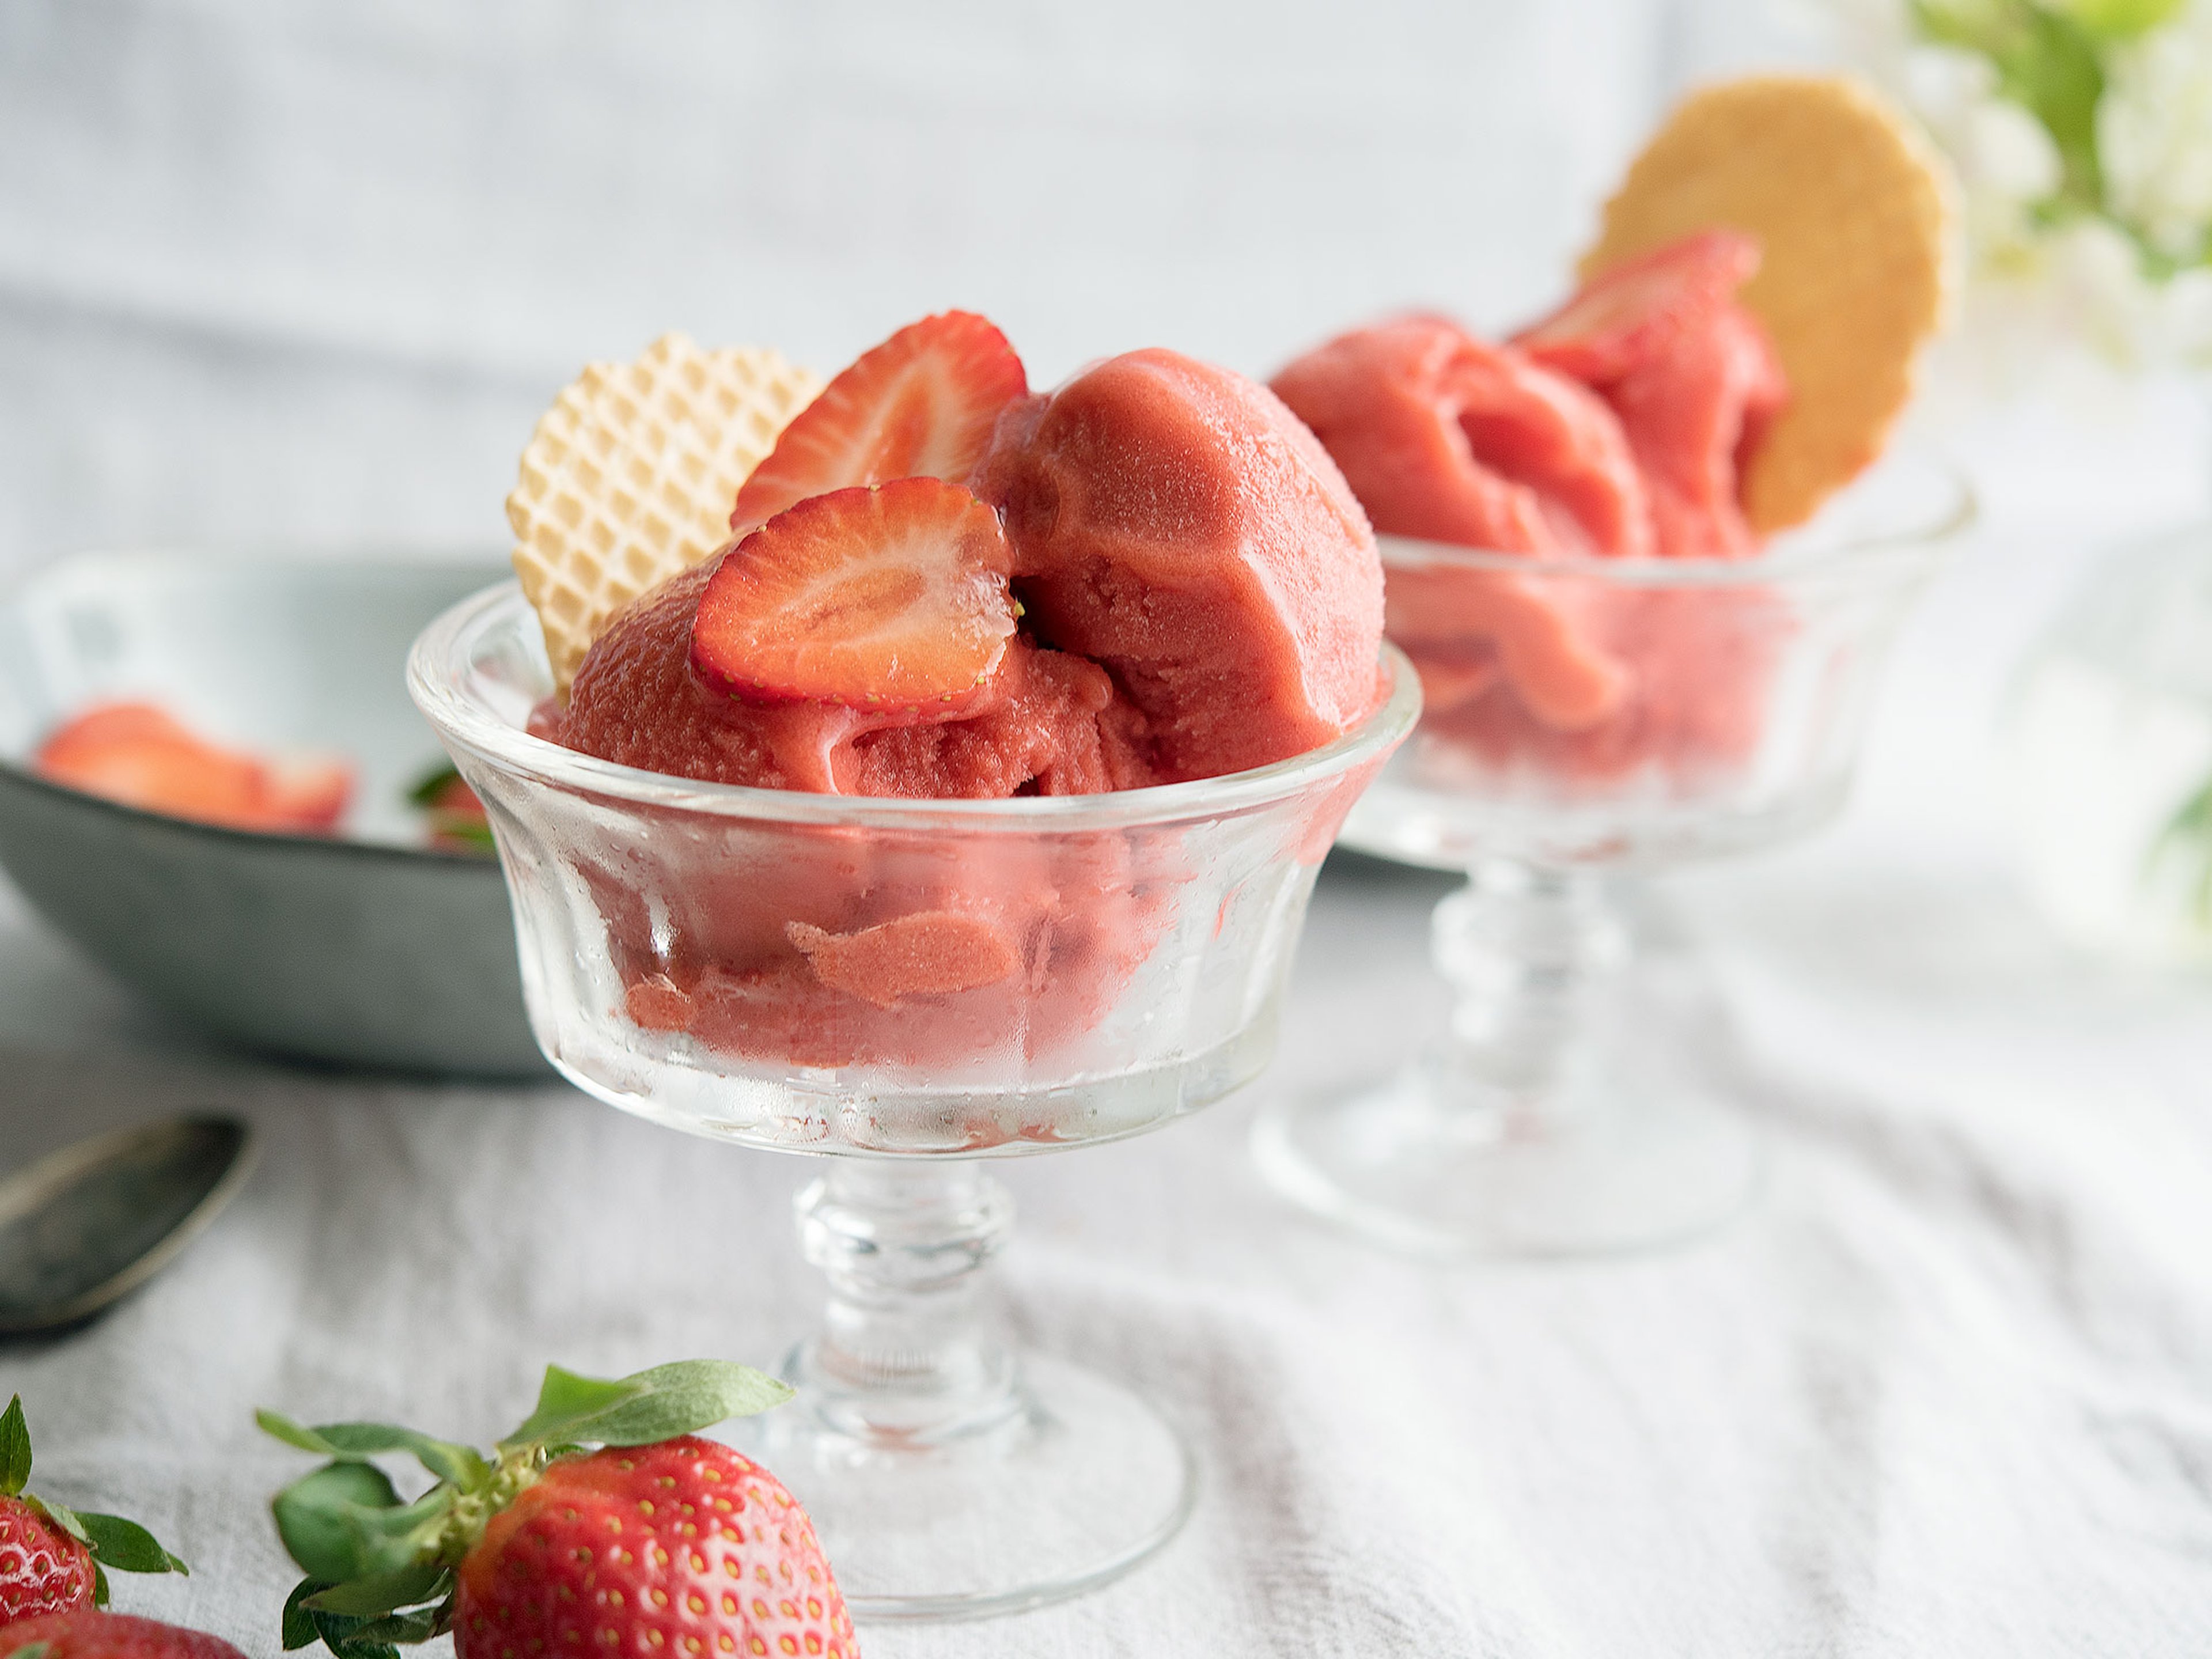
[
  {"x1": 507, "y1": 335, "x2": 823, "y2": 691},
  {"x1": 1581, "y1": 74, "x2": 1955, "y2": 533}
]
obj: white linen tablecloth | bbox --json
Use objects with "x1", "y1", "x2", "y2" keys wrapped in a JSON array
[{"x1": 5, "y1": 476, "x2": 2212, "y2": 1657}]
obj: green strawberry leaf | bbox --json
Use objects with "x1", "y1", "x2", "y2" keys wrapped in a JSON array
[
  {"x1": 6, "y1": 1642, "x2": 54, "y2": 1659},
  {"x1": 343, "y1": 1603, "x2": 449, "y2": 1647},
  {"x1": 406, "y1": 762, "x2": 464, "y2": 809},
  {"x1": 335, "y1": 1484, "x2": 453, "y2": 1581},
  {"x1": 433, "y1": 817, "x2": 497, "y2": 853},
  {"x1": 0, "y1": 1396, "x2": 29, "y2": 1496},
  {"x1": 272, "y1": 1461, "x2": 404, "y2": 1582},
  {"x1": 282, "y1": 1578, "x2": 327, "y2": 1651},
  {"x1": 77, "y1": 1510, "x2": 188, "y2": 1575},
  {"x1": 256, "y1": 1411, "x2": 489, "y2": 1490},
  {"x1": 257, "y1": 1410, "x2": 337, "y2": 1456},
  {"x1": 307, "y1": 1605, "x2": 403, "y2": 1659},
  {"x1": 501, "y1": 1366, "x2": 645, "y2": 1448},
  {"x1": 91, "y1": 1562, "x2": 109, "y2": 1608},
  {"x1": 512, "y1": 1361, "x2": 792, "y2": 1449},
  {"x1": 302, "y1": 1565, "x2": 450, "y2": 1618},
  {"x1": 577, "y1": 1360, "x2": 794, "y2": 1446}
]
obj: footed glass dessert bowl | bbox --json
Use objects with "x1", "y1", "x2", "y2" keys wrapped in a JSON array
[
  {"x1": 411, "y1": 582, "x2": 1417, "y2": 1620},
  {"x1": 1253, "y1": 456, "x2": 1972, "y2": 1259}
]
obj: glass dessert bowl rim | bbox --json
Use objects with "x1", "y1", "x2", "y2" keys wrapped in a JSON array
[
  {"x1": 408, "y1": 581, "x2": 1422, "y2": 831},
  {"x1": 1374, "y1": 450, "x2": 1975, "y2": 587}
]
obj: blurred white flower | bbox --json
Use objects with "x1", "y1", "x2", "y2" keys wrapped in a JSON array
[
  {"x1": 2102, "y1": 5, "x2": 2212, "y2": 260},
  {"x1": 1967, "y1": 92, "x2": 2067, "y2": 198},
  {"x1": 1912, "y1": 52, "x2": 2065, "y2": 254},
  {"x1": 1817, "y1": 0, "x2": 1920, "y2": 79},
  {"x1": 1902, "y1": 39, "x2": 1998, "y2": 126},
  {"x1": 2055, "y1": 214, "x2": 2161, "y2": 351},
  {"x1": 1820, "y1": 0, "x2": 2212, "y2": 382}
]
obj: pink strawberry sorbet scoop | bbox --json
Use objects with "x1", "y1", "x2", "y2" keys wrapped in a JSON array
[{"x1": 978, "y1": 347, "x2": 1385, "y2": 781}]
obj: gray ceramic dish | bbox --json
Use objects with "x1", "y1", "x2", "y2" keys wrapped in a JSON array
[{"x1": 0, "y1": 550, "x2": 546, "y2": 1077}]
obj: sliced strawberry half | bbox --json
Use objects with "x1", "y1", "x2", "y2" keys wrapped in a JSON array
[
  {"x1": 1513, "y1": 229, "x2": 1761, "y2": 385},
  {"x1": 731, "y1": 310, "x2": 1028, "y2": 532},
  {"x1": 693, "y1": 476, "x2": 1017, "y2": 713}
]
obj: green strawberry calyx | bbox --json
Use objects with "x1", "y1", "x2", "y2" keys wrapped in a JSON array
[
  {"x1": 1, "y1": 1393, "x2": 190, "y2": 1609},
  {"x1": 261, "y1": 1359, "x2": 793, "y2": 1659},
  {"x1": 405, "y1": 762, "x2": 494, "y2": 854}
]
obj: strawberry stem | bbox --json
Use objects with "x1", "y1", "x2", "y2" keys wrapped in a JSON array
[{"x1": 421, "y1": 1444, "x2": 545, "y2": 1570}]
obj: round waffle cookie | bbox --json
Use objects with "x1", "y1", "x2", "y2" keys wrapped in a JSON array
[
  {"x1": 1581, "y1": 74, "x2": 1955, "y2": 533},
  {"x1": 507, "y1": 334, "x2": 823, "y2": 691}
]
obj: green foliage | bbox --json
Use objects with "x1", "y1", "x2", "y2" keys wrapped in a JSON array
[
  {"x1": 76, "y1": 1512, "x2": 190, "y2": 1576},
  {"x1": 256, "y1": 1412, "x2": 489, "y2": 1489},
  {"x1": 1915, "y1": 1, "x2": 2108, "y2": 210},
  {"x1": 0, "y1": 1397, "x2": 29, "y2": 1497},
  {"x1": 283, "y1": 1577, "x2": 405, "y2": 1659},
  {"x1": 301, "y1": 1565, "x2": 453, "y2": 1619},
  {"x1": 271, "y1": 1461, "x2": 411, "y2": 1584},
  {"x1": 2150, "y1": 772, "x2": 2212, "y2": 924},
  {"x1": 281, "y1": 1578, "x2": 325, "y2": 1652},
  {"x1": 502, "y1": 1360, "x2": 793, "y2": 1451},
  {"x1": 1910, "y1": 0, "x2": 2209, "y2": 275},
  {"x1": 404, "y1": 762, "x2": 465, "y2": 809},
  {"x1": 404, "y1": 762, "x2": 495, "y2": 852},
  {"x1": 2051, "y1": 0, "x2": 2188, "y2": 38},
  {"x1": 498, "y1": 1366, "x2": 641, "y2": 1446}
]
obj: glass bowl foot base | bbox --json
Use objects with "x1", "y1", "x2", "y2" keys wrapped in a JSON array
[
  {"x1": 1252, "y1": 1065, "x2": 1762, "y2": 1259},
  {"x1": 730, "y1": 1162, "x2": 1192, "y2": 1621},
  {"x1": 734, "y1": 1351, "x2": 1194, "y2": 1622},
  {"x1": 1253, "y1": 861, "x2": 1762, "y2": 1257}
]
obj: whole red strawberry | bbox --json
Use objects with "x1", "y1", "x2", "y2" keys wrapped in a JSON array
[
  {"x1": 0, "y1": 1611, "x2": 245, "y2": 1659},
  {"x1": 454, "y1": 1437, "x2": 852, "y2": 1659},
  {"x1": 263, "y1": 1359, "x2": 854, "y2": 1659},
  {"x1": 0, "y1": 1397, "x2": 188, "y2": 1623},
  {"x1": 0, "y1": 1497, "x2": 92, "y2": 1623}
]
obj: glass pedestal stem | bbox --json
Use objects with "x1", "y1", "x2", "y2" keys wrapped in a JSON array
[
  {"x1": 735, "y1": 1156, "x2": 1195, "y2": 1622},
  {"x1": 1252, "y1": 859, "x2": 1759, "y2": 1259},
  {"x1": 788, "y1": 1162, "x2": 1019, "y2": 1447},
  {"x1": 1425, "y1": 859, "x2": 1629, "y2": 1134}
]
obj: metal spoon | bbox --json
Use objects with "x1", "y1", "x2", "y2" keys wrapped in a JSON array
[{"x1": 0, "y1": 1116, "x2": 255, "y2": 1336}]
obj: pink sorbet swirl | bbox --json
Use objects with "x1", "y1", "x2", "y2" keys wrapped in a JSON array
[{"x1": 1272, "y1": 230, "x2": 1794, "y2": 786}]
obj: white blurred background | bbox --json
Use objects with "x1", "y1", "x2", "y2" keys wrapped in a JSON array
[{"x1": 0, "y1": 0, "x2": 1808, "y2": 577}]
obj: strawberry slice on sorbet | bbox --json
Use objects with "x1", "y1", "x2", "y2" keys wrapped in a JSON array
[
  {"x1": 692, "y1": 475, "x2": 1017, "y2": 714},
  {"x1": 1512, "y1": 228, "x2": 1762, "y2": 384},
  {"x1": 730, "y1": 310, "x2": 1028, "y2": 533}
]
